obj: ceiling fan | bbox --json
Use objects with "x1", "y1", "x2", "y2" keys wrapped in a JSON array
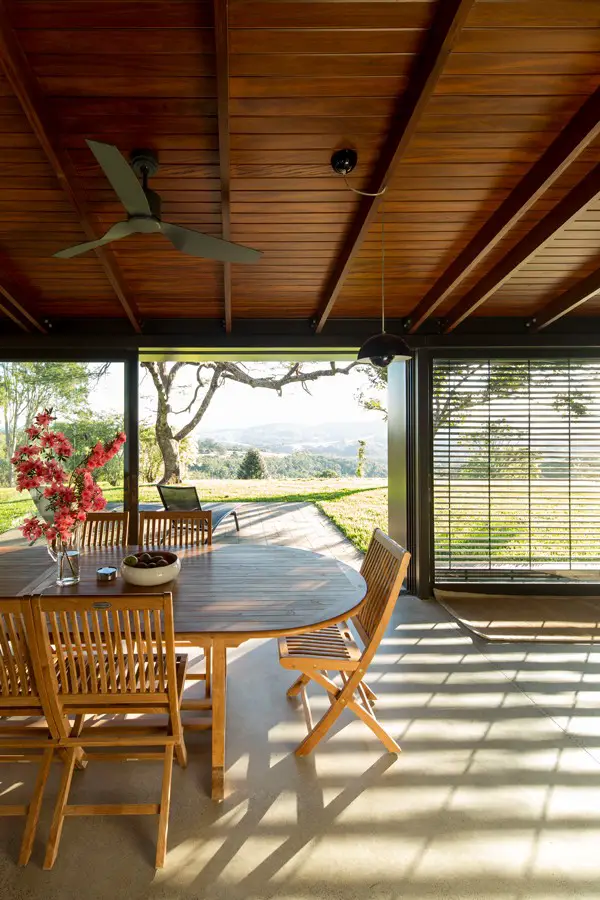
[{"x1": 54, "y1": 140, "x2": 262, "y2": 264}]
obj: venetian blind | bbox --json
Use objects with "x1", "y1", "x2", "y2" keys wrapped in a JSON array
[{"x1": 433, "y1": 358, "x2": 600, "y2": 582}]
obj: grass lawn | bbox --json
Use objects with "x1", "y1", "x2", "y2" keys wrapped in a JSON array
[
  {"x1": 317, "y1": 488, "x2": 388, "y2": 553},
  {"x1": 0, "y1": 478, "x2": 388, "y2": 554}
]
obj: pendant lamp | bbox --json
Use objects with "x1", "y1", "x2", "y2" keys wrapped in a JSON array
[{"x1": 357, "y1": 200, "x2": 412, "y2": 367}]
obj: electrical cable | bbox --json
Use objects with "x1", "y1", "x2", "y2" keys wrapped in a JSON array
[{"x1": 343, "y1": 175, "x2": 387, "y2": 197}]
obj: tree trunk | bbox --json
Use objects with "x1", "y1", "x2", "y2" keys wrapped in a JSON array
[
  {"x1": 4, "y1": 409, "x2": 12, "y2": 486},
  {"x1": 155, "y1": 399, "x2": 182, "y2": 484}
]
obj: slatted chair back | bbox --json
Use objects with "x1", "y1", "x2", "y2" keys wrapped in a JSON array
[
  {"x1": 31, "y1": 593, "x2": 177, "y2": 710},
  {"x1": 0, "y1": 599, "x2": 41, "y2": 710},
  {"x1": 0, "y1": 599, "x2": 59, "y2": 867},
  {"x1": 31, "y1": 593, "x2": 186, "y2": 870},
  {"x1": 352, "y1": 529, "x2": 411, "y2": 655},
  {"x1": 157, "y1": 484, "x2": 201, "y2": 512},
  {"x1": 82, "y1": 511, "x2": 129, "y2": 548},
  {"x1": 139, "y1": 510, "x2": 212, "y2": 547}
]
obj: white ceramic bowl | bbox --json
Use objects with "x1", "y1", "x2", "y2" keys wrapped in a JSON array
[{"x1": 120, "y1": 551, "x2": 181, "y2": 587}]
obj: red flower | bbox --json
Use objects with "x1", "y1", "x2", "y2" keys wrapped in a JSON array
[
  {"x1": 35, "y1": 410, "x2": 54, "y2": 427},
  {"x1": 13, "y1": 410, "x2": 125, "y2": 546}
]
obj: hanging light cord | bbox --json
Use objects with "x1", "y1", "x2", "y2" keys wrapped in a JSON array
[
  {"x1": 343, "y1": 175, "x2": 387, "y2": 197},
  {"x1": 381, "y1": 200, "x2": 386, "y2": 333}
]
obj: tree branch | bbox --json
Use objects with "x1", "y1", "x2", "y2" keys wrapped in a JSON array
[
  {"x1": 165, "y1": 361, "x2": 191, "y2": 393},
  {"x1": 219, "y1": 361, "x2": 362, "y2": 394},
  {"x1": 141, "y1": 361, "x2": 166, "y2": 404},
  {"x1": 174, "y1": 366, "x2": 224, "y2": 441}
]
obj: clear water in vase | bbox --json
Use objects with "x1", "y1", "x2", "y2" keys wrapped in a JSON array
[{"x1": 47, "y1": 525, "x2": 81, "y2": 586}]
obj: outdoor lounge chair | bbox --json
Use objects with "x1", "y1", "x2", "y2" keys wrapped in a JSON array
[{"x1": 157, "y1": 484, "x2": 240, "y2": 540}]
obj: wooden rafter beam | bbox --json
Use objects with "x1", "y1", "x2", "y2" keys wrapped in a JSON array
[
  {"x1": 534, "y1": 264, "x2": 600, "y2": 331},
  {"x1": 408, "y1": 87, "x2": 600, "y2": 334},
  {"x1": 443, "y1": 163, "x2": 600, "y2": 333},
  {"x1": 213, "y1": 0, "x2": 232, "y2": 334},
  {"x1": 0, "y1": 3, "x2": 141, "y2": 333},
  {"x1": 312, "y1": 0, "x2": 475, "y2": 335},
  {"x1": 0, "y1": 284, "x2": 46, "y2": 334}
]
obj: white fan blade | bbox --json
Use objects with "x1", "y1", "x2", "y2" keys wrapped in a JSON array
[
  {"x1": 54, "y1": 221, "x2": 136, "y2": 259},
  {"x1": 161, "y1": 222, "x2": 261, "y2": 264},
  {"x1": 86, "y1": 139, "x2": 152, "y2": 216}
]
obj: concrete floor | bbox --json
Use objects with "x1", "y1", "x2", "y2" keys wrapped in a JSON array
[{"x1": 2, "y1": 503, "x2": 600, "y2": 899}]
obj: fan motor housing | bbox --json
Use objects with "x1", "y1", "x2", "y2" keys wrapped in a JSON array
[{"x1": 130, "y1": 148, "x2": 159, "y2": 178}]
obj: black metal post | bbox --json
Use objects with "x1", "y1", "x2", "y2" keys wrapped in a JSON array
[
  {"x1": 123, "y1": 354, "x2": 139, "y2": 544},
  {"x1": 407, "y1": 349, "x2": 434, "y2": 598},
  {"x1": 387, "y1": 361, "x2": 408, "y2": 549}
]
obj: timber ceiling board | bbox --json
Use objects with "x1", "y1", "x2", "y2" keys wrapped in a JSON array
[
  {"x1": 0, "y1": 0, "x2": 600, "y2": 330},
  {"x1": 0, "y1": 70, "x2": 122, "y2": 322},
  {"x1": 227, "y1": 0, "x2": 435, "y2": 320},
  {"x1": 428, "y1": 142, "x2": 600, "y2": 322},
  {"x1": 332, "y1": 1, "x2": 600, "y2": 322},
  {"x1": 8, "y1": 0, "x2": 223, "y2": 321}
]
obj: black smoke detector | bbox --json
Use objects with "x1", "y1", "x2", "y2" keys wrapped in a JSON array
[{"x1": 331, "y1": 148, "x2": 358, "y2": 176}]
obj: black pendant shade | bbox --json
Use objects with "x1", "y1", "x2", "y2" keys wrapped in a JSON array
[{"x1": 357, "y1": 331, "x2": 412, "y2": 368}]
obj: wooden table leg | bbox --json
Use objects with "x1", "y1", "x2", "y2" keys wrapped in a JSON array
[{"x1": 211, "y1": 640, "x2": 227, "y2": 801}]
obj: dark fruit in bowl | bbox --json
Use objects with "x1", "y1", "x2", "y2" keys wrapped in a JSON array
[{"x1": 123, "y1": 550, "x2": 179, "y2": 569}]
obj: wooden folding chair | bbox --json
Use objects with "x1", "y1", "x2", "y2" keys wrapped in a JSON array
[
  {"x1": 139, "y1": 509, "x2": 212, "y2": 547},
  {"x1": 82, "y1": 511, "x2": 129, "y2": 548},
  {"x1": 31, "y1": 592, "x2": 187, "y2": 869},
  {"x1": 0, "y1": 598, "x2": 57, "y2": 865},
  {"x1": 140, "y1": 510, "x2": 213, "y2": 700},
  {"x1": 279, "y1": 528, "x2": 410, "y2": 756}
]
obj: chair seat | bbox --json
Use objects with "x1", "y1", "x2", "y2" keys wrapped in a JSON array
[
  {"x1": 278, "y1": 622, "x2": 361, "y2": 671},
  {"x1": 203, "y1": 503, "x2": 239, "y2": 530},
  {"x1": 55, "y1": 653, "x2": 188, "y2": 697}
]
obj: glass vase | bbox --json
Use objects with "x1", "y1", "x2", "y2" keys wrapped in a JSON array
[{"x1": 47, "y1": 523, "x2": 81, "y2": 587}]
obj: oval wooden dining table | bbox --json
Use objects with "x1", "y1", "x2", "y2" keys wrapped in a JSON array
[{"x1": 15, "y1": 542, "x2": 367, "y2": 800}]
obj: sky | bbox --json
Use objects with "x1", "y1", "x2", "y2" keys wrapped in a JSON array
[{"x1": 93, "y1": 362, "x2": 384, "y2": 433}]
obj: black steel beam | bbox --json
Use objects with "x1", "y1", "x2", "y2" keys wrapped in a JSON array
[{"x1": 0, "y1": 317, "x2": 599, "y2": 355}]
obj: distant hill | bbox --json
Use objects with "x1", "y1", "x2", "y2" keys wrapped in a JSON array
[{"x1": 202, "y1": 420, "x2": 387, "y2": 459}]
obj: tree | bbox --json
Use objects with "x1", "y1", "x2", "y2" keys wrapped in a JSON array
[
  {"x1": 356, "y1": 439, "x2": 367, "y2": 477},
  {"x1": 358, "y1": 360, "x2": 592, "y2": 437},
  {"x1": 356, "y1": 366, "x2": 388, "y2": 420},
  {"x1": 0, "y1": 362, "x2": 98, "y2": 486},
  {"x1": 455, "y1": 420, "x2": 541, "y2": 480},
  {"x1": 56, "y1": 415, "x2": 125, "y2": 486},
  {"x1": 141, "y1": 361, "x2": 363, "y2": 483},
  {"x1": 140, "y1": 424, "x2": 163, "y2": 483},
  {"x1": 237, "y1": 448, "x2": 268, "y2": 480}
]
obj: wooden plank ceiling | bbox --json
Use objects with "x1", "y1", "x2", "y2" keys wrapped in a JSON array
[{"x1": 0, "y1": 0, "x2": 599, "y2": 334}]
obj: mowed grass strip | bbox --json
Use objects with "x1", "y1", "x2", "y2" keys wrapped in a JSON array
[{"x1": 317, "y1": 487, "x2": 388, "y2": 553}]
